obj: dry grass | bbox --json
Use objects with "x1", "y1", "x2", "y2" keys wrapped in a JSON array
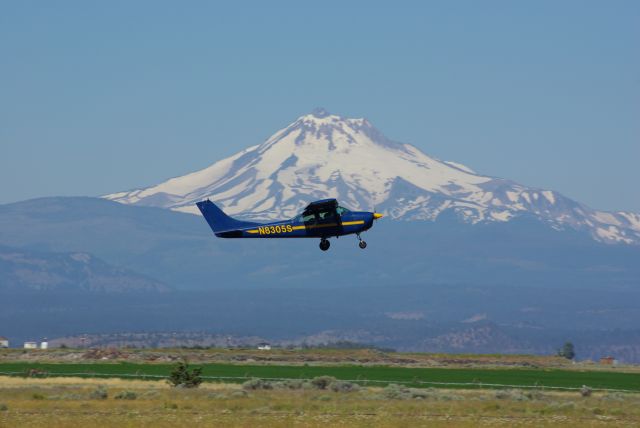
[
  {"x1": 1, "y1": 377, "x2": 639, "y2": 427},
  {"x1": 0, "y1": 348, "x2": 580, "y2": 369},
  {"x1": 0, "y1": 376, "x2": 231, "y2": 390}
]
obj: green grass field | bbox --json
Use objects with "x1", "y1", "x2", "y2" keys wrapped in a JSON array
[{"x1": 1, "y1": 362, "x2": 638, "y2": 392}]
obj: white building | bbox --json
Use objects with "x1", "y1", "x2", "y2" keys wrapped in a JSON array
[
  {"x1": 257, "y1": 342, "x2": 271, "y2": 350},
  {"x1": 0, "y1": 337, "x2": 8, "y2": 348},
  {"x1": 40, "y1": 339, "x2": 48, "y2": 350},
  {"x1": 24, "y1": 341, "x2": 38, "y2": 349}
]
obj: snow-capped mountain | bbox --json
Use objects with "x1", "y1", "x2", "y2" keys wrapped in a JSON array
[{"x1": 105, "y1": 108, "x2": 640, "y2": 244}]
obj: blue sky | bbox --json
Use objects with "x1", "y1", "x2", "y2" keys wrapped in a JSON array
[{"x1": 1, "y1": 1, "x2": 638, "y2": 211}]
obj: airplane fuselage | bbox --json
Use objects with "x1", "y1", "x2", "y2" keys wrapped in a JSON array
[
  {"x1": 216, "y1": 211, "x2": 375, "y2": 239},
  {"x1": 196, "y1": 198, "x2": 382, "y2": 250}
]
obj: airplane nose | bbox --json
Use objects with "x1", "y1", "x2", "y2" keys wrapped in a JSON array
[{"x1": 373, "y1": 213, "x2": 384, "y2": 220}]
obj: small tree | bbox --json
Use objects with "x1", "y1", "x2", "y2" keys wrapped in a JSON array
[
  {"x1": 167, "y1": 360, "x2": 203, "y2": 388},
  {"x1": 557, "y1": 342, "x2": 576, "y2": 360}
]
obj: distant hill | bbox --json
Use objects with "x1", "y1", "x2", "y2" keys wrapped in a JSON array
[
  {"x1": 1, "y1": 196, "x2": 639, "y2": 361},
  {"x1": 0, "y1": 245, "x2": 168, "y2": 293},
  {"x1": 1, "y1": 197, "x2": 638, "y2": 291}
]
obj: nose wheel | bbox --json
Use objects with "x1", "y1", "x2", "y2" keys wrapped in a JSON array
[
  {"x1": 319, "y1": 239, "x2": 330, "y2": 251},
  {"x1": 357, "y1": 233, "x2": 367, "y2": 249}
]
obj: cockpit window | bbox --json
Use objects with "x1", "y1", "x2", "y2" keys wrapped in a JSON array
[
  {"x1": 296, "y1": 207, "x2": 344, "y2": 224},
  {"x1": 317, "y1": 210, "x2": 335, "y2": 221},
  {"x1": 336, "y1": 206, "x2": 350, "y2": 215}
]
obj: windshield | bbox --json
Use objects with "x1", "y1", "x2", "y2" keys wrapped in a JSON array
[{"x1": 336, "y1": 206, "x2": 350, "y2": 215}]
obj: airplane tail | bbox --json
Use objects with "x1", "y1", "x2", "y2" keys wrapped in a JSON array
[{"x1": 196, "y1": 200, "x2": 259, "y2": 236}]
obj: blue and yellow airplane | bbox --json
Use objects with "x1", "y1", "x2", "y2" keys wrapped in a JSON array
[{"x1": 196, "y1": 198, "x2": 383, "y2": 251}]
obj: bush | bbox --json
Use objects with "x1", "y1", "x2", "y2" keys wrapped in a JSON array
[
  {"x1": 167, "y1": 360, "x2": 203, "y2": 389},
  {"x1": 381, "y1": 384, "x2": 460, "y2": 400},
  {"x1": 524, "y1": 390, "x2": 546, "y2": 401},
  {"x1": 242, "y1": 378, "x2": 273, "y2": 390},
  {"x1": 207, "y1": 392, "x2": 228, "y2": 399},
  {"x1": 381, "y1": 384, "x2": 413, "y2": 400},
  {"x1": 494, "y1": 389, "x2": 546, "y2": 402},
  {"x1": 0, "y1": 403, "x2": 7, "y2": 411},
  {"x1": 89, "y1": 386, "x2": 108, "y2": 400},
  {"x1": 114, "y1": 391, "x2": 137, "y2": 400},
  {"x1": 276, "y1": 379, "x2": 307, "y2": 390},
  {"x1": 601, "y1": 392, "x2": 626, "y2": 402},
  {"x1": 31, "y1": 393, "x2": 46, "y2": 400},
  {"x1": 495, "y1": 389, "x2": 528, "y2": 401},
  {"x1": 580, "y1": 385, "x2": 593, "y2": 397},
  {"x1": 310, "y1": 376, "x2": 336, "y2": 390},
  {"x1": 557, "y1": 342, "x2": 576, "y2": 360},
  {"x1": 330, "y1": 380, "x2": 360, "y2": 393}
]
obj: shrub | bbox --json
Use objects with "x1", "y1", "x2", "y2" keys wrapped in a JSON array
[
  {"x1": 207, "y1": 392, "x2": 228, "y2": 399},
  {"x1": 428, "y1": 390, "x2": 462, "y2": 401},
  {"x1": 242, "y1": 378, "x2": 273, "y2": 390},
  {"x1": 329, "y1": 380, "x2": 360, "y2": 393},
  {"x1": 0, "y1": 403, "x2": 7, "y2": 411},
  {"x1": 114, "y1": 391, "x2": 137, "y2": 400},
  {"x1": 495, "y1": 389, "x2": 528, "y2": 401},
  {"x1": 557, "y1": 342, "x2": 576, "y2": 360},
  {"x1": 524, "y1": 390, "x2": 546, "y2": 401},
  {"x1": 277, "y1": 379, "x2": 307, "y2": 390},
  {"x1": 31, "y1": 393, "x2": 46, "y2": 400},
  {"x1": 580, "y1": 386, "x2": 593, "y2": 397},
  {"x1": 381, "y1": 384, "x2": 412, "y2": 399},
  {"x1": 381, "y1": 385, "x2": 460, "y2": 400},
  {"x1": 167, "y1": 360, "x2": 203, "y2": 389},
  {"x1": 310, "y1": 376, "x2": 336, "y2": 390},
  {"x1": 601, "y1": 392, "x2": 625, "y2": 402},
  {"x1": 89, "y1": 387, "x2": 108, "y2": 400}
]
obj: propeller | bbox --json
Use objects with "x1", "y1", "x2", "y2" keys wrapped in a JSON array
[{"x1": 372, "y1": 201, "x2": 383, "y2": 220}]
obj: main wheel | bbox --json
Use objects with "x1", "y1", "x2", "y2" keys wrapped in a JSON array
[
  {"x1": 359, "y1": 240, "x2": 367, "y2": 249},
  {"x1": 319, "y1": 239, "x2": 330, "y2": 251}
]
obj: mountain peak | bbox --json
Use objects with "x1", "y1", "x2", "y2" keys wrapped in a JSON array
[
  {"x1": 104, "y1": 111, "x2": 640, "y2": 245},
  {"x1": 296, "y1": 108, "x2": 365, "y2": 127},
  {"x1": 311, "y1": 107, "x2": 331, "y2": 118}
]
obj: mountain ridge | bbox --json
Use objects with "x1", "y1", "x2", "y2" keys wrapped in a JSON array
[
  {"x1": 0, "y1": 244, "x2": 169, "y2": 293},
  {"x1": 105, "y1": 109, "x2": 639, "y2": 244}
]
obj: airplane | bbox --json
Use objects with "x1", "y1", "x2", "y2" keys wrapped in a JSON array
[{"x1": 196, "y1": 198, "x2": 383, "y2": 251}]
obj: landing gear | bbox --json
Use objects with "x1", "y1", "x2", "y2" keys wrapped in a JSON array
[
  {"x1": 356, "y1": 233, "x2": 367, "y2": 249},
  {"x1": 319, "y1": 239, "x2": 330, "y2": 251}
]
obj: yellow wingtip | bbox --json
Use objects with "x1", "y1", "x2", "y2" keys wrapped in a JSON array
[{"x1": 373, "y1": 212, "x2": 384, "y2": 219}]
